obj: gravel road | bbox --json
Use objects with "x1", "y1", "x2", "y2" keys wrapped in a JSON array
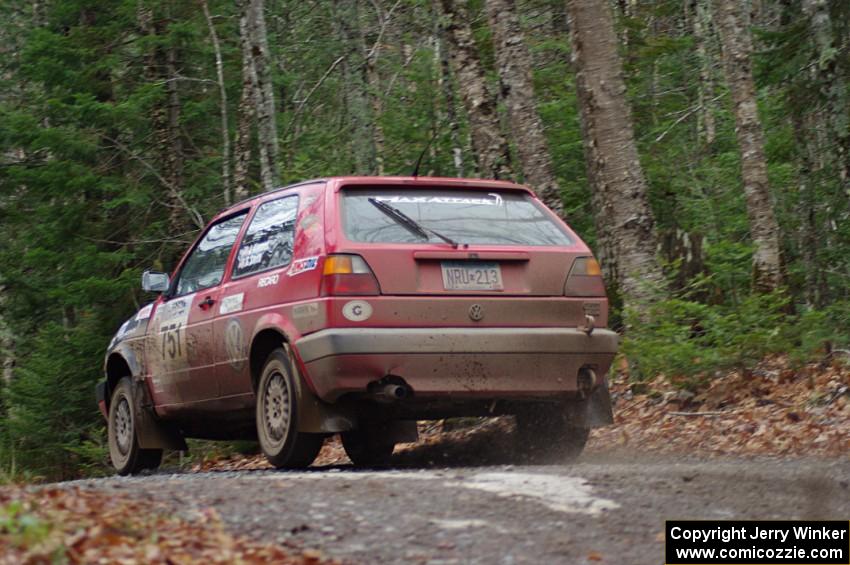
[{"x1": 63, "y1": 452, "x2": 850, "y2": 564}]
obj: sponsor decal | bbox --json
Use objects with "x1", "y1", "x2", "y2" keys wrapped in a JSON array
[
  {"x1": 219, "y1": 293, "x2": 244, "y2": 315},
  {"x1": 292, "y1": 302, "x2": 319, "y2": 319},
  {"x1": 135, "y1": 303, "x2": 153, "y2": 321},
  {"x1": 342, "y1": 300, "x2": 372, "y2": 322},
  {"x1": 257, "y1": 274, "x2": 279, "y2": 288},
  {"x1": 224, "y1": 319, "x2": 247, "y2": 371},
  {"x1": 156, "y1": 294, "x2": 193, "y2": 363},
  {"x1": 288, "y1": 256, "x2": 319, "y2": 277},
  {"x1": 236, "y1": 241, "x2": 271, "y2": 270},
  {"x1": 374, "y1": 193, "x2": 503, "y2": 207}
]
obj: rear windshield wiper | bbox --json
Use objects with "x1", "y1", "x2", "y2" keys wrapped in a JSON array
[{"x1": 368, "y1": 197, "x2": 459, "y2": 248}]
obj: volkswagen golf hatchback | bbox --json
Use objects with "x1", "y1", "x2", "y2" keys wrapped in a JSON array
[{"x1": 97, "y1": 177, "x2": 618, "y2": 474}]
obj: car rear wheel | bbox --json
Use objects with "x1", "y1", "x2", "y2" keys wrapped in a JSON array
[
  {"x1": 515, "y1": 405, "x2": 589, "y2": 463},
  {"x1": 256, "y1": 348, "x2": 324, "y2": 468},
  {"x1": 107, "y1": 377, "x2": 163, "y2": 475},
  {"x1": 341, "y1": 426, "x2": 395, "y2": 467}
]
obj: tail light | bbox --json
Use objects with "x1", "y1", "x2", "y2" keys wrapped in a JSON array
[
  {"x1": 564, "y1": 256, "x2": 606, "y2": 297},
  {"x1": 321, "y1": 254, "x2": 381, "y2": 296}
]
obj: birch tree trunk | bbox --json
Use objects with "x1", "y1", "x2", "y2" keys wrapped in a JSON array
[
  {"x1": 201, "y1": 0, "x2": 232, "y2": 205},
  {"x1": 439, "y1": 0, "x2": 512, "y2": 180},
  {"x1": 692, "y1": 0, "x2": 717, "y2": 147},
  {"x1": 566, "y1": 0, "x2": 666, "y2": 315},
  {"x1": 714, "y1": 0, "x2": 785, "y2": 291},
  {"x1": 233, "y1": 3, "x2": 255, "y2": 201},
  {"x1": 484, "y1": 0, "x2": 562, "y2": 214}
]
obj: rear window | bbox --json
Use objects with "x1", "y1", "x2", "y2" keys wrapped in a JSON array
[{"x1": 341, "y1": 188, "x2": 572, "y2": 246}]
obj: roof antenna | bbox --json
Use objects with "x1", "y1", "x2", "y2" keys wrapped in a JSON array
[{"x1": 411, "y1": 127, "x2": 440, "y2": 178}]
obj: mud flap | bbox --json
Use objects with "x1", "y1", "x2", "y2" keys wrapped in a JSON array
[
  {"x1": 285, "y1": 343, "x2": 356, "y2": 433},
  {"x1": 378, "y1": 420, "x2": 419, "y2": 444},
  {"x1": 566, "y1": 377, "x2": 615, "y2": 429},
  {"x1": 132, "y1": 380, "x2": 188, "y2": 451}
]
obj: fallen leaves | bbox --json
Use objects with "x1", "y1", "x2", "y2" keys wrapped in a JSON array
[
  {"x1": 0, "y1": 486, "x2": 336, "y2": 564},
  {"x1": 192, "y1": 356, "x2": 850, "y2": 475},
  {"x1": 591, "y1": 356, "x2": 850, "y2": 458}
]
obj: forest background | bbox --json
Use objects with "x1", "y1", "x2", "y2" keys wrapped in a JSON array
[{"x1": 1, "y1": 0, "x2": 848, "y2": 480}]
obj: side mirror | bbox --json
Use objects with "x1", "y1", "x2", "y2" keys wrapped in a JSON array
[{"x1": 142, "y1": 270, "x2": 170, "y2": 293}]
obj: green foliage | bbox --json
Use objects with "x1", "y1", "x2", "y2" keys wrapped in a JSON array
[
  {"x1": 1, "y1": 320, "x2": 107, "y2": 481},
  {"x1": 0, "y1": 501, "x2": 51, "y2": 547},
  {"x1": 624, "y1": 289, "x2": 850, "y2": 386}
]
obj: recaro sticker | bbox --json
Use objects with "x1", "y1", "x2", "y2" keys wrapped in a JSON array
[
  {"x1": 258, "y1": 274, "x2": 279, "y2": 288},
  {"x1": 342, "y1": 300, "x2": 373, "y2": 322},
  {"x1": 288, "y1": 256, "x2": 319, "y2": 277},
  {"x1": 219, "y1": 293, "x2": 244, "y2": 315}
]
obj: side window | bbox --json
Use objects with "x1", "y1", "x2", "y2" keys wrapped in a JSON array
[
  {"x1": 174, "y1": 213, "x2": 247, "y2": 296},
  {"x1": 233, "y1": 196, "x2": 299, "y2": 278}
]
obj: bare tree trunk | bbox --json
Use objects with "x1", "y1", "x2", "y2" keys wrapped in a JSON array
[
  {"x1": 233, "y1": 1, "x2": 256, "y2": 200},
  {"x1": 334, "y1": 0, "x2": 378, "y2": 174},
  {"x1": 0, "y1": 285, "x2": 13, "y2": 385},
  {"x1": 714, "y1": 0, "x2": 785, "y2": 291},
  {"x1": 692, "y1": 0, "x2": 716, "y2": 147},
  {"x1": 165, "y1": 42, "x2": 184, "y2": 224},
  {"x1": 138, "y1": 5, "x2": 187, "y2": 233},
  {"x1": 484, "y1": 0, "x2": 562, "y2": 214},
  {"x1": 801, "y1": 0, "x2": 850, "y2": 188},
  {"x1": 435, "y1": 17, "x2": 464, "y2": 177},
  {"x1": 566, "y1": 0, "x2": 666, "y2": 316},
  {"x1": 201, "y1": 0, "x2": 232, "y2": 205},
  {"x1": 245, "y1": 0, "x2": 278, "y2": 191},
  {"x1": 439, "y1": 0, "x2": 512, "y2": 180},
  {"x1": 799, "y1": 0, "x2": 850, "y2": 294},
  {"x1": 790, "y1": 106, "x2": 825, "y2": 307},
  {"x1": 362, "y1": 1, "x2": 398, "y2": 176}
]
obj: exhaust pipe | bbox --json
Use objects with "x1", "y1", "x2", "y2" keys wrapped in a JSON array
[
  {"x1": 366, "y1": 381, "x2": 412, "y2": 402},
  {"x1": 380, "y1": 383, "x2": 410, "y2": 400},
  {"x1": 577, "y1": 367, "x2": 597, "y2": 399}
]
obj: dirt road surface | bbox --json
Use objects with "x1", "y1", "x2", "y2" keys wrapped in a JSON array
[{"x1": 63, "y1": 453, "x2": 850, "y2": 564}]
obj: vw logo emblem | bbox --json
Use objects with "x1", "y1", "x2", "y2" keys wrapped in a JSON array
[{"x1": 468, "y1": 304, "x2": 484, "y2": 322}]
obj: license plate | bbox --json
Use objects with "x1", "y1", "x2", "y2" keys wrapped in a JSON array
[{"x1": 441, "y1": 261, "x2": 503, "y2": 291}]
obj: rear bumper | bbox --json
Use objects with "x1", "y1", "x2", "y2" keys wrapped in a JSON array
[{"x1": 295, "y1": 327, "x2": 619, "y2": 402}]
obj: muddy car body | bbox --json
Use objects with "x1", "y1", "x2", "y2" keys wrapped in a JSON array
[{"x1": 97, "y1": 176, "x2": 618, "y2": 473}]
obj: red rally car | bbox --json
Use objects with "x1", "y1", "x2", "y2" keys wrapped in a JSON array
[{"x1": 96, "y1": 176, "x2": 618, "y2": 474}]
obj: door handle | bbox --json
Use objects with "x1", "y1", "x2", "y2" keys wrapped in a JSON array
[{"x1": 199, "y1": 296, "x2": 216, "y2": 309}]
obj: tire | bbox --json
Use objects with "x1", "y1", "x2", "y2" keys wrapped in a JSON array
[
  {"x1": 341, "y1": 427, "x2": 395, "y2": 467},
  {"x1": 107, "y1": 377, "x2": 163, "y2": 475},
  {"x1": 515, "y1": 404, "x2": 589, "y2": 464},
  {"x1": 256, "y1": 348, "x2": 324, "y2": 468}
]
